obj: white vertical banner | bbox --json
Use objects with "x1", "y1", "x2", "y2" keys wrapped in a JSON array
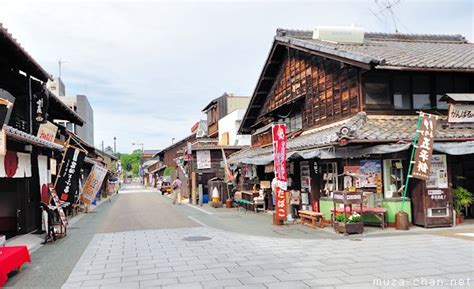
[{"x1": 38, "y1": 155, "x2": 49, "y2": 203}]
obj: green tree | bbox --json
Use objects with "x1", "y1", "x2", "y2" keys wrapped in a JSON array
[{"x1": 120, "y1": 149, "x2": 141, "y2": 176}]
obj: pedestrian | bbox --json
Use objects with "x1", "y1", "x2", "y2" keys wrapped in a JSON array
[
  {"x1": 289, "y1": 188, "x2": 301, "y2": 221},
  {"x1": 271, "y1": 177, "x2": 277, "y2": 209},
  {"x1": 107, "y1": 174, "x2": 115, "y2": 202},
  {"x1": 171, "y1": 176, "x2": 182, "y2": 205},
  {"x1": 40, "y1": 203, "x2": 56, "y2": 244}
]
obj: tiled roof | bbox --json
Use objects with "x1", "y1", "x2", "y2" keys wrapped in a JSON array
[
  {"x1": 275, "y1": 29, "x2": 474, "y2": 71},
  {"x1": 355, "y1": 114, "x2": 474, "y2": 141},
  {"x1": 0, "y1": 23, "x2": 52, "y2": 81},
  {"x1": 229, "y1": 114, "x2": 361, "y2": 162},
  {"x1": 4, "y1": 125, "x2": 63, "y2": 151},
  {"x1": 229, "y1": 112, "x2": 474, "y2": 163}
]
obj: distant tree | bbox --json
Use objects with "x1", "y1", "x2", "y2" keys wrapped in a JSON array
[{"x1": 120, "y1": 150, "x2": 142, "y2": 176}]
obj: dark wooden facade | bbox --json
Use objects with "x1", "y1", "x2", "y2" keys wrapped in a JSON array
[{"x1": 262, "y1": 49, "x2": 362, "y2": 129}]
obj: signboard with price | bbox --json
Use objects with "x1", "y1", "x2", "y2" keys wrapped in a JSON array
[{"x1": 80, "y1": 165, "x2": 108, "y2": 205}]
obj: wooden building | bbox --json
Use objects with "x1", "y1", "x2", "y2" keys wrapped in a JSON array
[
  {"x1": 231, "y1": 28, "x2": 474, "y2": 227},
  {"x1": 0, "y1": 24, "x2": 85, "y2": 237}
]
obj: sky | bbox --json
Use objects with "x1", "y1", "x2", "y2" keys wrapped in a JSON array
[{"x1": 0, "y1": 0, "x2": 472, "y2": 153}]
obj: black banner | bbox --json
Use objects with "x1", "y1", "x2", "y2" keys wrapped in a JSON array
[{"x1": 55, "y1": 146, "x2": 86, "y2": 203}]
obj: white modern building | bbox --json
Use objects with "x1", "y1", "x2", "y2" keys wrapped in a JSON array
[
  {"x1": 217, "y1": 109, "x2": 251, "y2": 146},
  {"x1": 47, "y1": 77, "x2": 66, "y2": 97},
  {"x1": 48, "y1": 77, "x2": 94, "y2": 145},
  {"x1": 55, "y1": 95, "x2": 94, "y2": 145}
]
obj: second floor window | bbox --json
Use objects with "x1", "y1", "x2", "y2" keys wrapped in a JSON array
[
  {"x1": 364, "y1": 75, "x2": 391, "y2": 106},
  {"x1": 284, "y1": 112, "x2": 302, "y2": 133}
]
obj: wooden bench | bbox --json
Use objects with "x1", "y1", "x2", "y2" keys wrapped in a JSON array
[{"x1": 299, "y1": 210, "x2": 325, "y2": 228}]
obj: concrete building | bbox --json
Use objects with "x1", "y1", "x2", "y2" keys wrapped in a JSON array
[
  {"x1": 55, "y1": 95, "x2": 94, "y2": 145},
  {"x1": 47, "y1": 77, "x2": 66, "y2": 97},
  {"x1": 218, "y1": 109, "x2": 251, "y2": 146},
  {"x1": 47, "y1": 76, "x2": 94, "y2": 145}
]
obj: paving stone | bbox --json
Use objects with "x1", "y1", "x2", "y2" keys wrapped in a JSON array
[
  {"x1": 239, "y1": 276, "x2": 279, "y2": 284},
  {"x1": 304, "y1": 277, "x2": 345, "y2": 286},
  {"x1": 140, "y1": 277, "x2": 179, "y2": 287},
  {"x1": 265, "y1": 280, "x2": 310, "y2": 289},
  {"x1": 213, "y1": 271, "x2": 252, "y2": 280},
  {"x1": 276, "y1": 273, "x2": 314, "y2": 281}
]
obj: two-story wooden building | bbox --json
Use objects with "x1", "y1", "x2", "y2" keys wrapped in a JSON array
[
  {"x1": 230, "y1": 27, "x2": 474, "y2": 227},
  {"x1": 0, "y1": 24, "x2": 85, "y2": 237}
]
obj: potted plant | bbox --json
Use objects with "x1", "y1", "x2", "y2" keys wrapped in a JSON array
[
  {"x1": 333, "y1": 212, "x2": 364, "y2": 235},
  {"x1": 453, "y1": 186, "x2": 473, "y2": 224}
]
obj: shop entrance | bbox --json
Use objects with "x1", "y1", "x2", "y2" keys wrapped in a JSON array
[{"x1": 0, "y1": 179, "x2": 18, "y2": 238}]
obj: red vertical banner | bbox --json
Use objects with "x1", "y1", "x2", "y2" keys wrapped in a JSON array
[{"x1": 272, "y1": 124, "x2": 287, "y2": 221}]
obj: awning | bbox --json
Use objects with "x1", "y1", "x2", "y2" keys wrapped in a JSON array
[
  {"x1": 230, "y1": 143, "x2": 412, "y2": 165},
  {"x1": 434, "y1": 141, "x2": 474, "y2": 155}
]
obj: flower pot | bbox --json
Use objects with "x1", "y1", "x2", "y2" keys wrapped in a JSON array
[
  {"x1": 334, "y1": 221, "x2": 364, "y2": 235},
  {"x1": 456, "y1": 215, "x2": 464, "y2": 225}
]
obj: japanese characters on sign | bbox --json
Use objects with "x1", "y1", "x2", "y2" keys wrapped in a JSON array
[
  {"x1": 412, "y1": 113, "x2": 438, "y2": 180},
  {"x1": 272, "y1": 124, "x2": 287, "y2": 221},
  {"x1": 448, "y1": 104, "x2": 474, "y2": 123},
  {"x1": 196, "y1": 150, "x2": 211, "y2": 169},
  {"x1": 37, "y1": 121, "x2": 58, "y2": 142},
  {"x1": 55, "y1": 146, "x2": 86, "y2": 203},
  {"x1": 80, "y1": 165, "x2": 108, "y2": 205}
]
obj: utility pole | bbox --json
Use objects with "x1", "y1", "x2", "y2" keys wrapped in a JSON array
[
  {"x1": 114, "y1": 137, "x2": 117, "y2": 153},
  {"x1": 101, "y1": 140, "x2": 104, "y2": 151}
]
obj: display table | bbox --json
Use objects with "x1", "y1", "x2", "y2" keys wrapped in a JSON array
[{"x1": 0, "y1": 246, "x2": 31, "y2": 287}]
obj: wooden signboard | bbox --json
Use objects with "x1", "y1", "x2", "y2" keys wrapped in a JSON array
[
  {"x1": 333, "y1": 191, "x2": 363, "y2": 205},
  {"x1": 37, "y1": 121, "x2": 58, "y2": 142}
]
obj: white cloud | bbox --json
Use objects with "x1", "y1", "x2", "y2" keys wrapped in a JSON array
[{"x1": 0, "y1": 0, "x2": 472, "y2": 152}]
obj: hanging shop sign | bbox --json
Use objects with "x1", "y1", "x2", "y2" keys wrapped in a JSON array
[
  {"x1": 50, "y1": 186, "x2": 68, "y2": 227},
  {"x1": 272, "y1": 123, "x2": 287, "y2": 221},
  {"x1": 0, "y1": 129, "x2": 5, "y2": 156},
  {"x1": 412, "y1": 113, "x2": 438, "y2": 180},
  {"x1": 80, "y1": 164, "x2": 108, "y2": 205},
  {"x1": 196, "y1": 150, "x2": 211, "y2": 169},
  {"x1": 55, "y1": 146, "x2": 86, "y2": 202},
  {"x1": 37, "y1": 121, "x2": 58, "y2": 142},
  {"x1": 448, "y1": 104, "x2": 474, "y2": 123}
]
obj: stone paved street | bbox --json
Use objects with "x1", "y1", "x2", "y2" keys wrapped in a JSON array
[{"x1": 62, "y1": 226, "x2": 473, "y2": 289}]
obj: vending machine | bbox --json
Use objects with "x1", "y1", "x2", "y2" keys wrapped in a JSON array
[{"x1": 411, "y1": 154, "x2": 453, "y2": 227}]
